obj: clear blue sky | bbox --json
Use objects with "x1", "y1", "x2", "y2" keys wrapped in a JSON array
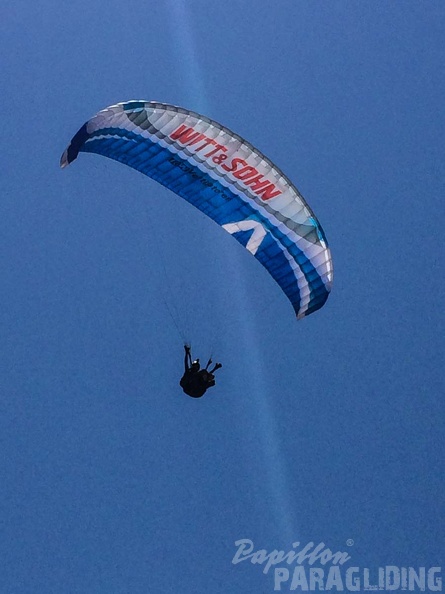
[{"x1": 1, "y1": 2, "x2": 444, "y2": 592}]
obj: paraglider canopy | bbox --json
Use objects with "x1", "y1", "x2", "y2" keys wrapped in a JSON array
[{"x1": 61, "y1": 100, "x2": 333, "y2": 319}]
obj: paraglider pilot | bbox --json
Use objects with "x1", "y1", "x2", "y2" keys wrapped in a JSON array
[{"x1": 180, "y1": 345, "x2": 222, "y2": 398}]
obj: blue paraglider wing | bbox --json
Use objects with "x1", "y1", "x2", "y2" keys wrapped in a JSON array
[{"x1": 61, "y1": 101, "x2": 333, "y2": 319}]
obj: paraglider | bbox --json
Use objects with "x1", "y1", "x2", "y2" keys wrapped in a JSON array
[
  {"x1": 61, "y1": 100, "x2": 333, "y2": 397},
  {"x1": 60, "y1": 100, "x2": 333, "y2": 320},
  {"x1": 180, "y1": 345, "x2": 222, "y2": 399}
]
